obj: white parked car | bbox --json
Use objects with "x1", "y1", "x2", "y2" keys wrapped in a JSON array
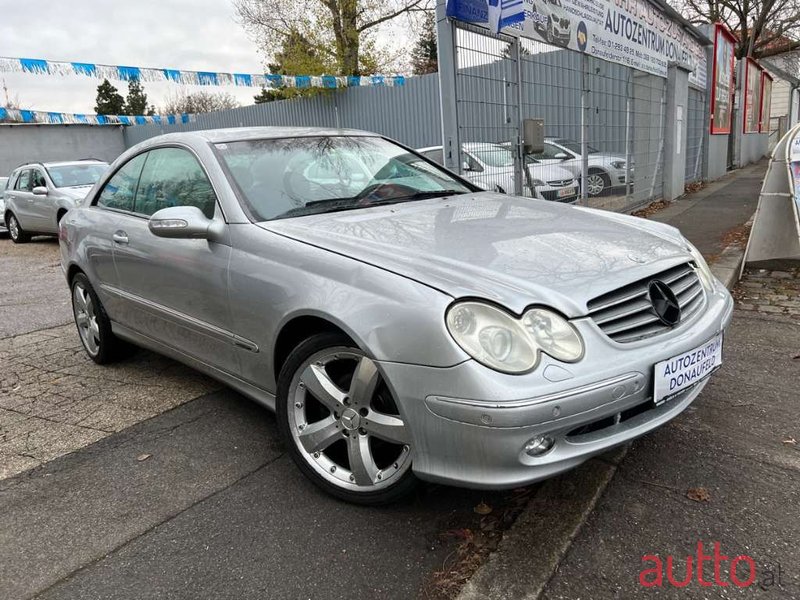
[{"x1": 418, "y1": 143, "x2": 579, "y2": 203}]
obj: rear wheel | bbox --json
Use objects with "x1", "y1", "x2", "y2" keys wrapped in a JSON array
[
  {"x1": 277, "y1": 332, "x2": 417, "y2": 505},
  {"x1": 7, "y1": 213, "x2": 30, "y2": 243}
]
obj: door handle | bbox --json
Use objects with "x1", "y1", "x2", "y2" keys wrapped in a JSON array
[{"x1": 112, "y1": 231, "x2": 129, "y2": 245}]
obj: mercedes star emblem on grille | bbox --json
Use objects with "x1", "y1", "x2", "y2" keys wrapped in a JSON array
[{"x1": 648, "y1": 280, "x2": 681, "y2": 326}]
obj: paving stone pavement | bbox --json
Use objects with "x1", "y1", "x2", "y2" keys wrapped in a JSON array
[
  {"x1": 733, "y1": 267, "x2": 800, "y2": 318},
  {"x1": 0, "y1": 324, "x2": 220, "y2": 480}
]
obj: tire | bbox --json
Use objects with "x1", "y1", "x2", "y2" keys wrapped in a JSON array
[
  {"x1": 586, "y1": 171, "x2": 611, "y2": 197},
  {"x1": 70, "y1": 273, "x2": 127, "y2": 364},
  {"x1": 7, "y1": 213, "x2": 31, "y2": 243},
  {"x1": 277, "y1": 332, "x2": 418, "y2": 505}
]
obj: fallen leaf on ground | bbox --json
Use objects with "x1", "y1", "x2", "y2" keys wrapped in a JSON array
[
  {"x1": 687, "y1": 487, "x2": 711, "y2": 502},
  {"x1": 136, "y1": 453, "x2": 152, "y2": 462},
  {"x1": 783, "y1": 438, "x2": 797, "y2": 446},
  {"x1": 473, "y1": 502, "x2": 493, "y2": 515}
]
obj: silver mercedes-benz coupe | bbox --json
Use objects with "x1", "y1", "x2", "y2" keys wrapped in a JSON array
[{"x1": 59, "y1": 127, "x2": 733, "y2": 504}]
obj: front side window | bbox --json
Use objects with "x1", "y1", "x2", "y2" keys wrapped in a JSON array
[
  {"x1": 422, "y1": 149, "x2": 444, "y2": 165},
  {"x1": 47, "y1": 163, "x2": 108, "y2": 188},
  {"x1": 96, "y1": 154, "x2": 147, "y2": 212},
  {"x1": 216, "y1": 136, "x2": 473, "y2": 221},
  {"x1": 15, "y1": 170, "x2": 31, "y2": 191},
  {"x1": 134, "y1": 148, "x2": 217, "y2": 218},
  {"x1": 31, "y1": 170, "x2": 46, "y2": 189}
]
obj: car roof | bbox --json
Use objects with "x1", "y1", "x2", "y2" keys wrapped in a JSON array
[
  {"x1": 151, "y1": 126, "x2": 380, "y2": 145},
  {"x1": 12, "y1": 159, "x2": 107, "y2": 171},
  {"x1": 416, "y1": 143, "x2": 506, "y2": 152}
]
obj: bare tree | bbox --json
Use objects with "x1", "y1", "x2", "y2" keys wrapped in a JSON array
[
  {"x1": 2, "y1": 79, "x2": 22, "y2": 109},
  {"x1": 677, "y1": 0, "x2": 800, "y2": 58},
  {"x1": 162, "y1": 90, "x2": 240, "y2": 114},
  {"x1": 233, "y1": 0, "x2": 432, "y2": 75}
]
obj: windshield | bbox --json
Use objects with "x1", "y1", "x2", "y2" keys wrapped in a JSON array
[
  {"x1": 470, "y1": 147, "x2": 514, "y2": 168},
  {"x1": 46, "y1": 163, "x2": 108, "y2": 188},
  {"x1": 216, "y1": 136, "x2": 473, "y2": 220},
  {"x1": 554, "y1": 140, "x2": 599, "y2": 154}
]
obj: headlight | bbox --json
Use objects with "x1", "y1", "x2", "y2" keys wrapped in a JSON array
[
  {"x1": 446, "y1": 302, "x2": 584, "y2": 374},
  {"x1": 686, "y1": 242, "x2": 716, "y2": 291},
  {"x1": 610, "y1": 160, "x2": 626, "y2": 170}
]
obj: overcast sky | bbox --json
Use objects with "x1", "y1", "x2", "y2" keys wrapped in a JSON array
[{"x1": 0, "y1": 0, "x2": 283, "y2": 113}]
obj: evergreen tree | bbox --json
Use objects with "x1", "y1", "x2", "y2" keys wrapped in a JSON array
[
  {"x1": 410, "y1": 14, "x2": 438, "y2": 75},
  {"x1": 254, "y1": 30, "x2": 332, "y2": 103},
  {"x1": 124, "y1": 79, "x2": 154, "y2": 115},
  {"x1": 94, "y1": 79, "x2": 125, "y2": 115}
]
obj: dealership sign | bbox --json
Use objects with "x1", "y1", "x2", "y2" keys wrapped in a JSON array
[{"x1": 447, "y1": 0, "x2": 707, "y2": 88}]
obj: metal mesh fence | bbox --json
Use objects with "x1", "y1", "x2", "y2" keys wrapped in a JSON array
[
  {"x1": 449, "y1": 23, "x2": 672, "y2": 213},
  {"x1": 686, "y1": 87, "x2": 705, "y2": 183}
]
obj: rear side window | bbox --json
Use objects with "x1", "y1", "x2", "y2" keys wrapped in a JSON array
[
  {"x1": 15, "y1": 170, "x2": 31, "y2": 191},
  {"x1": 134, "y1": 148, "x2": 217, "y2": 218},
  {"x1": 96, "y1": 154, "x2": 147, "y2": 212}
]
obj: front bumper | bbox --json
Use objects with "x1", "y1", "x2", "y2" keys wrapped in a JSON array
[{"x1": 379, "y1": 283, "x2": 734, "y2": 489}]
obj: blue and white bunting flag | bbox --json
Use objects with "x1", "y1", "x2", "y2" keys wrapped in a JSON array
[
  {"x1": 0, "y1": 56, "x2": 406, "y2": 89},
  {"x1": 0, "y1": 107, "x2": 194, "y2": 126}
]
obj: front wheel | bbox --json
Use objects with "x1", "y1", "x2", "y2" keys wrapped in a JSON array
[
  {"x1": 277, "y1": 333, "x2": 418, "y2": 505},
  {"x1": 71, "y1": 273, "x2": 126, "y2": 364},
  {"x1": 586, "y1": 172, "x2": 611, "y2": 197},
  {"x1": 7, "y1": 213, "x2": 31, "y2": 243}
]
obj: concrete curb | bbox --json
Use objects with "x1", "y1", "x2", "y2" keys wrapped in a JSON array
[{"x1": 456, "y1": 238, "x2": 750, "y2": 600}]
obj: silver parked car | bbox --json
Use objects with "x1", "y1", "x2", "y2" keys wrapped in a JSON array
[
  {"x1": 59, "y1": 127, "x2": 733, "y2": 505},
  {"x1": 527, "y1": 139, "x2": 632, "y2": 197},
  {"x1": 0, "y1": 177, "x2": 8, "y2": 233},
  {"x1": 3, "y1": 159, "x2": 108, "y2": 243}
]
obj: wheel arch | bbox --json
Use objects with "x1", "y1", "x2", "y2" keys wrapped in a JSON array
[{"x1": 272, "y1": 313, "x2": 360, "y2": 382}]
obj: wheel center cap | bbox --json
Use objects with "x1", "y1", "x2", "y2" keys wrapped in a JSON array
[{"x1": 340, "y1": 408, "x2": 360, "y2": 431}]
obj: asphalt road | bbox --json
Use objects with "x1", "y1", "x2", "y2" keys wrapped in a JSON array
[
  {"x1": 0, "y1": 389, "x2": 516, "y2": 600},
  {"x1": 542, "y1": 306, "x2": 800, "y2": 598},
  {"x1": 0, "y1": 236, "x2": 72, "y2": 338}
]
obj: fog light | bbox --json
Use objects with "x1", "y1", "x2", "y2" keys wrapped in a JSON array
[{"x1": 524, "y1": 435, "x2": 555, "y2": 457}]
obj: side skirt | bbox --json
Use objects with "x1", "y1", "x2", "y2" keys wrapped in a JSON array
[{"x1": 111, "y1": 321, "x2": 277, "y2": 411}]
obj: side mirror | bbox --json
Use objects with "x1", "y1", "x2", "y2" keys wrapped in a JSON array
[
  {"x1": 32, "y1": 186, "x2": 48, "y2": 196},
  {"x1": 148, "y1": 206, "x2": 212, "y2": 239},
  {"x1": 554, "y1": 152, "x2": 570, "y2": 160}
]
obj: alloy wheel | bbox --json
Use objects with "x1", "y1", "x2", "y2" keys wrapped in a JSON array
[
  {"x1": 73, "y1": 282, "x2": 101, "y2": 356},
  {"x1": 287, "y1": 348, "x2": 412, "y2": 492},
  {"x1": 586, "y1": 173, "x2": 606, "y2": 196},
  {"x1": 9, "y1": 215, "x2": 19, "y2": 240}
]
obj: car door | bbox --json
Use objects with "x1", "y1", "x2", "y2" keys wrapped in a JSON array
[
  {"x1": 29, "y1": 168, "x2": 56, "y2": 233},
  {"x1": 529, "y1": 142, "x2": 580, "y2": 182},
  {"x1": 85, "y1": 153, "x2": 148, "y2": 316},
  {"x1": 9, "y1": 169, "x2": 37, "y2": 229},
  {"x1": 110, "y1": 146, "x2": 237, "y2": 374}
]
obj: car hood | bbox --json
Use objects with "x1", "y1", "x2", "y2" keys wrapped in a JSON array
[
  {"x1": 58, "y1": 186, "x2": 95, "y2": 202},
  {"x1": 259, "y1": 193, "x2": 691, "y2": 317}
]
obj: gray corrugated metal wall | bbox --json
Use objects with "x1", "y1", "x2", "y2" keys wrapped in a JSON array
[{"x1": 123, "y1": 74, "x2": 443, "y2": 149}]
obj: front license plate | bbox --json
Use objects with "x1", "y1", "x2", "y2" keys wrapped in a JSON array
[
  {"x1": 557, "y1": 186, "x2": 576, "y2": 198},
  {"x1": 653, "y1": 333, "x2": 723, "y2": 406}
]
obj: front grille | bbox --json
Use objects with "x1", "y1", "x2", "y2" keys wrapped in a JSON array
[
  {"x1": 587, "y1": 262, "x2": 705, "y2": 343},
  {"x1": 547, "y1": 179, "x2": 574, "y2": 187},
  {"x1": 541, "y1": 189, "x2": 578, "y2": 202}
]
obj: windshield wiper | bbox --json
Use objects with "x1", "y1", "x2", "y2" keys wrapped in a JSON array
[
  {"x1": 369, "y1": 190, "x2": 468, "y2": 205},
  {"x1": 274, "y1": 190, "x2": 468, "y2": 220}
]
